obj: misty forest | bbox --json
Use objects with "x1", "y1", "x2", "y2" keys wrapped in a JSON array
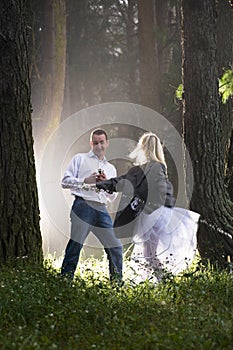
[
  {"x1": 1, "y1": 0, "x2": 233, "y2": 267},
  {"x1": 1, "y1": 1, "x2": 233, "y2": 349}
]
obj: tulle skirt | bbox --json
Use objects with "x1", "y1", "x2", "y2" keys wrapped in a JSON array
[{"x1": 129, "y1": 206, "x2": 200, "y2": 283}]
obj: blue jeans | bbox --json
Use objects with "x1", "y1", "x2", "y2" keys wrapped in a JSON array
[{"x1": 61, "y1": 197, "x2": 123, "y2": 280}]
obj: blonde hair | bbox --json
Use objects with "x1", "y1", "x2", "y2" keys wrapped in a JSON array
[{"x1": 129, "y1": 132, "x2": 167, "y2": 168}]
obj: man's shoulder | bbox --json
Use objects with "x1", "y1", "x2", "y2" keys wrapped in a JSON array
[
  {"x1": 72, "y1": 152, "x2": 89, "y2": 159},
  {"x1": 68, "y1": 152, "x2": 89, "y2": 165}
]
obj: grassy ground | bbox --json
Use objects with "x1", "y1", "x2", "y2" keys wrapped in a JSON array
[{"x1": 0, "y1": 257, "x2": 232, "y2": 350}]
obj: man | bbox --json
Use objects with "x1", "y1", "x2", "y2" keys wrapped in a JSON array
[{"x1": 61, "y1": 128, "x2": 123, "y2": 281}]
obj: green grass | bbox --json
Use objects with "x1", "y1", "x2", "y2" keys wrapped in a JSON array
[{"x1": 0, "y1": 257, "x2": 232, "y2": 350}]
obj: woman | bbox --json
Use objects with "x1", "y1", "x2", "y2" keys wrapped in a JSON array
[{"x1": 95, "y1": 132, "x2": 200, "y2": 282}]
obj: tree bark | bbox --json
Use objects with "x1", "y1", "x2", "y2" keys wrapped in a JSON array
[
  {"x1": 31, "y1": 0, "x2": 66, "y2": 157},
  {"x1": 180, "y1": 0, "x2": 233, "y2": 267},
  {"x1": 138, "y1": 0, "x2": 161, "y2": 111},
  {"x1": 216, "y1": 0, "x2": 233, "y2": 199},
  {"x1": 0, "y1": 0, "x2": 42, "y2": 264},
  {"x1": 154, "y1": 0, "x2": 173, "y2": 84},
  {"x1": 126, "y1": 0, "x2": 138, "y2": 103}
]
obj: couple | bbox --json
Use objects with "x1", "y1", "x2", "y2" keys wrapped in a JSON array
[{"x1": 61, "y1": 128, "x2": 199, "y2": 283}]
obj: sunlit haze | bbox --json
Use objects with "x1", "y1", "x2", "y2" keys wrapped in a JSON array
[{"x1": 34, "y1": 102, "x2": 193, "y2": 260}]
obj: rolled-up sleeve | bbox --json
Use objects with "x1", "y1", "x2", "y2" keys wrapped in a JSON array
[{"x1": 61, "y1": 155, "x2": 82, "y2": 189}]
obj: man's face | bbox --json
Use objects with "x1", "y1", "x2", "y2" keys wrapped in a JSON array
[{"x1": 90, "y1": 133, "x2": 109, "y2": 159}]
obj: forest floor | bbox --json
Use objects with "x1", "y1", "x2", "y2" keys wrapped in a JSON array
[{"x1": 0, "y1": 257, "x2": 232, "y2": 350}]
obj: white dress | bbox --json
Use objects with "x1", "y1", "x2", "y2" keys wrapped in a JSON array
[{"x1": 129, "y1": 206, "x2": 200, "y2": 283}]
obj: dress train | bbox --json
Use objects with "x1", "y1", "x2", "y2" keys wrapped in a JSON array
[{"x1": 129, "y1": 206, "x2": 200, "y2": 283}]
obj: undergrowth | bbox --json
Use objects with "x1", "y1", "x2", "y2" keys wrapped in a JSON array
[{"x1": 0, "y1": 257, "x2": 232, "y2": 350}]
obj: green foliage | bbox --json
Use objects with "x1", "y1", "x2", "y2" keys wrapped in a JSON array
[
  {"x1": 0, "y1": 258, "x2": 232, "y2": 349},
  {"x1": 175, "y1": 83, "x2": 183, "y2": 100},
  {"x1": 176, "y1": 69, "x2": 233, "y2": 104},
  {"x1": 219, "y1": 69, "x2": 233, "y2": 104}
]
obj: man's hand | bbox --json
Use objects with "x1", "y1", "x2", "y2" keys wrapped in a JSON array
[
  {"x1": 96, "y1": 171, "x2": 106, "y2": 182},
  {"x1": 84, "y1": 173, "x2": 98, "y2": 184},
  {"x1": 84, "y1": 170, "x2": 107, "y2": 184}
]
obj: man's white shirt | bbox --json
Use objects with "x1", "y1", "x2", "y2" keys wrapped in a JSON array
[{"x1": 61, "y1": 150, "x2": 117, "y2": 204}]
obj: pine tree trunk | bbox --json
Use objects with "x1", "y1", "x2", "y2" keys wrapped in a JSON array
[
  {"x1": 154, "y1": 0, "x2": 172, "y2": 82},
  {"x1": 217, "y1": 0, "x2": 233, "y2": 200},
  {"x1": 43, "y1": 0, "x2": 66, "y2": 141},
  {"x1": 126, "y1": 0, "x2": 138, "y2": 103},
  {"x1": 31, "y1": 0, "x2": 66, "y2": 157},
  {"x1": 138, "y1": 0, "x2": 161, "y2": 111},
  {"x1": 180, "y1": 0, "x2": 233, "y2": 267},
  {"x1": 0, "y1": 0, "x2": 42, "y2": 264}
]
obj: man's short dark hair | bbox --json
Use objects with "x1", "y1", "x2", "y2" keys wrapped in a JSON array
[{"x1": 90, "y1": 128, "x2": 108, "y2": 141}]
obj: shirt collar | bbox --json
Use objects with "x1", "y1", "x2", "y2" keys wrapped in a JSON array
[{"x1": 88, "y1": 150, "x2": 107, "y2": 162}]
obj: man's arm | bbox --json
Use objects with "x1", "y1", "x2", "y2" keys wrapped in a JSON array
[{"x1": 61, "y1": 155, "x2": 83, "y2": 189}]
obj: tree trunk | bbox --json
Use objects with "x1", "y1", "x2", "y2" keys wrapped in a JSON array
[
  {"x1": 0, "y1": 0, "x2": 42, "y2": 264},
  {"x1": 31, "y1": 0, "x2": 66, "y2": 157},
  {"x1": 138, "y1": 0, "x2": 161, "y2": 111},
  {"x1": 125, "y1": 0, "x2": 138, "y2": 103},
  {"x1": 154, "y1": 0, "x2": 172, "y2": 84},
  {"x1": 180, "y1": 0, "x2": 233, "y2": 267},
  {"x1": 216, "y1": 0, "x2": 233, "y2": 199},
  {"x1": 43, "y1": 0, "x2": 66, "y2": 139}
]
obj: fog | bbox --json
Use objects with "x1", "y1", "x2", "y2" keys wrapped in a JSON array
[{"x1": 35, "y1": 102, "x2": 190, "y2": 260}]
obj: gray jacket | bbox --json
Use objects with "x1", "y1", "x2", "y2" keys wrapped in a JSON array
[{"x1": 96, "y1": 161, "x2": 175, "y2": 233}]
